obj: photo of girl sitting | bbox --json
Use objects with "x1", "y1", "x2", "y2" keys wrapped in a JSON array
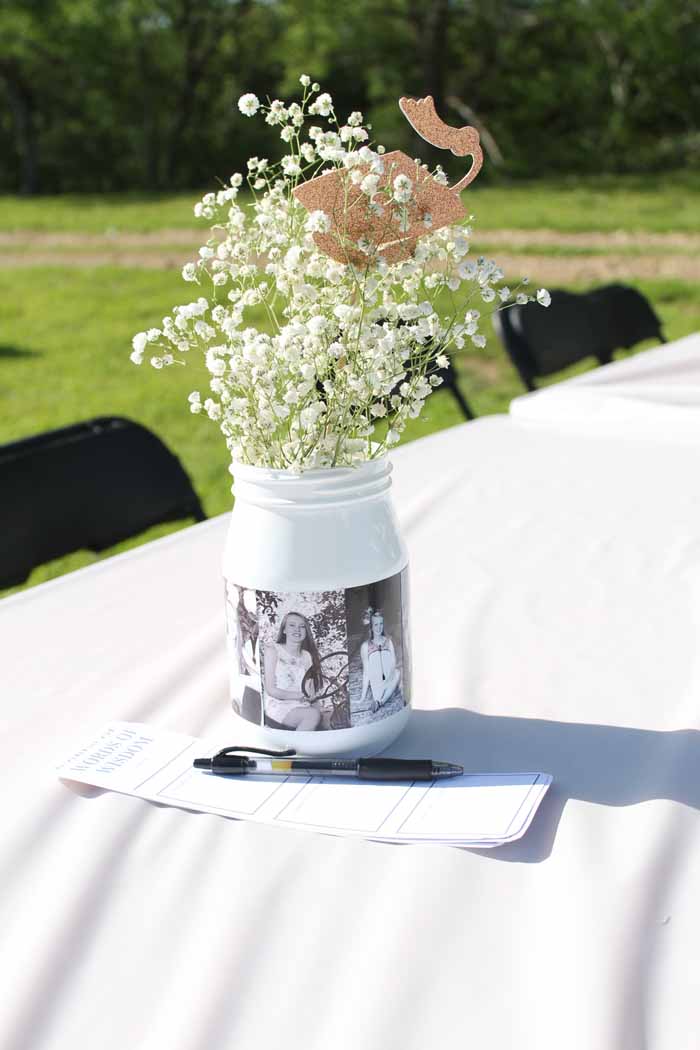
[{"x1": 262, "y1": 611, "x2": 324, "y2": 730}]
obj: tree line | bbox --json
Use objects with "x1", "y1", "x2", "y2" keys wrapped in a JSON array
[{"x1": 1, "y1": 0, "x2": 698, "y2": 195}]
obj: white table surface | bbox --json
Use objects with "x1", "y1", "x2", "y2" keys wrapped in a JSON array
[
  {"x1": 510, "y1": 331, "x2": 700, "y2": 435},
  {"x1": 3, "y1": 415, "x2": 700, "y2": 1050}
]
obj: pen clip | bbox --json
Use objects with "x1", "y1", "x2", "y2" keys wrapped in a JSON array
[{"x1": 212, "y1": 745, "x2": 297, "y2": 761}]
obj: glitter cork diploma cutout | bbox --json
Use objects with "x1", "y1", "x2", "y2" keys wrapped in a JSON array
[{"x1": 294, "y1": 95, "x2": 483, "y2": 266}]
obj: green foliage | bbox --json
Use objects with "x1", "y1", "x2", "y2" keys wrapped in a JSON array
[{"x1": 1, "y1": 1, "x2": 698, "y2": 194}]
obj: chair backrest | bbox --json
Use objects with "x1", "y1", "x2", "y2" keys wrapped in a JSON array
[
  {"x1": 493, "y1": 290, "x2": 606, "y2": 390},
  {"x1": 0, "y1": 417, "x2": 205, "y2": 588},
  {"x1": 584, "y1": 283, "x2": 665, "y2": 351},
  {"x1": 493, "y1": 285, "x2": 665, "y2": 390}
]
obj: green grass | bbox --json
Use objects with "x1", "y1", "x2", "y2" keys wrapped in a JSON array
[
  {"x1": 0, "y1": 193, "x2": 200, "y2": 234},
  {"x1": 2, "y1": 264, "x2": 699, "y2": 599},
  {"x1": 2, "y1": 173, "x2": 700, "y2": 234},
  {"x1": 469, "y1": 173, "x2": 700, "y2": 233}
]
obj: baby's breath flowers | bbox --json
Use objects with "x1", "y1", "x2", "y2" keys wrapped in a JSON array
[
  {"x1": 237, "y1": 93, "x2": 260, "y2": 117},
  {"x1": 131, "y1": 78, "x2": 548, "y2": 472}
]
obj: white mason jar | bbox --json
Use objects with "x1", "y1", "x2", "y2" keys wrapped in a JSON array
[{"x1": 223, "y1": 456, "x2": 411, "y2": 756}]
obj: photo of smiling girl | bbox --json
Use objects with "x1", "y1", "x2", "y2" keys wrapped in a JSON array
[
  {"x1": 262, "y1": 611, "x2": 324, "y2": 730},
  {"x1": 257, "y1": 589, "x2": 351, "y2": 731},
  {"x1": 359, "y1": 608, "x2": 401, "y2": 714}
]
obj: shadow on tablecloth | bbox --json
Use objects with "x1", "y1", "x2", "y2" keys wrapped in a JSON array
[{"x1": 386, "y1": 708, "x2": 700, "y2": 863}]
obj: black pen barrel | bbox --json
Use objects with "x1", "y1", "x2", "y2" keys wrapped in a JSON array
[{"x1": 358, "y1": 759, "x2": 435, "y2": 781}]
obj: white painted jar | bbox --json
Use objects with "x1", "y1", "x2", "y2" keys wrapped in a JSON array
[{"x1": 223, "y1": 456, "x2": 411, "y2": 756}]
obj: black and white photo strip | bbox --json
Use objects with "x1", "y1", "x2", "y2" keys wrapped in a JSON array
[
  {"x1": 345, "y1": 569, "x2": 410, "y2": 727},
  {"x1": 225, "y1": 581, "x2": 262, "y2": 725},
  {"x1": 224, "y1": 569, "x2": 410, "y2": 732}
]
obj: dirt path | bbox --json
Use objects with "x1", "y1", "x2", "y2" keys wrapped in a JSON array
[
  {"x1": 1, "y1": 251, "x2": 198, "y2": 269},
  {"x1": 476, "y1": 253, "x2": 700, "y2": 283},
  {"x1": 2, "y1": 228, "x2": 700, "y2": 249},
  {"x1": 474, "y1": 229, "x2": 700, "y2": 250},
  {"x1": 0, "y1": 229, "x2": 200, "y2": 247},
  {"x1": 2, "y1": 228, "x2": 699, "y2": 281},
  {"x1": 4, "y1": 251, "x2": 700, "y2": 281}
]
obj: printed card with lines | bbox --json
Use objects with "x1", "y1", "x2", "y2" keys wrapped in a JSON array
[{"x1": 56, "y1": 722, "x2": 551, "y2": 847}]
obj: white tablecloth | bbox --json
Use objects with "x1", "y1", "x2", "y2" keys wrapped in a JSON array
[
  {"x1": 3, "y1": 416, "x2": 700, "y2": 1050},
  {"x1": 510, "y1": 332, "x2": 700, "y2": 436}
]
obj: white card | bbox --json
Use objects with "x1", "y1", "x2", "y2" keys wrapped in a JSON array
[{"x1": 56, "y1": 722, "x2": 552, "y2": 847}]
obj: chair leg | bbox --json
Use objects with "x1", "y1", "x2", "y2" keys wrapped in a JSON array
[
  {"x1": 512, "y1": 362, "x2": 536, "y2": 391},
  {"x1": 445, "y1": 375, "x2": 476, "y2": 420}
]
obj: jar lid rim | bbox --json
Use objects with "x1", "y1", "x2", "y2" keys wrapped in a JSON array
[{"x1": 230, "y1": 453, "x2": 389, "y2": 483}]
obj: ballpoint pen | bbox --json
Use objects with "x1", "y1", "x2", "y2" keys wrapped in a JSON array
[{"x1": 193, "y1": 745, "x2": 463, "y2": 782}]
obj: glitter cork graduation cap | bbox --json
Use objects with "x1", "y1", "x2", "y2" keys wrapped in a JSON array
[{"x1": 294, "y1": 95, "x2": 483, "y2": 266}]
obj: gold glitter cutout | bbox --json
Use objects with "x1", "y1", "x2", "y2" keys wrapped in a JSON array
[{"x1": 294, "y1": 95, "x2": 483, "y2": 266}]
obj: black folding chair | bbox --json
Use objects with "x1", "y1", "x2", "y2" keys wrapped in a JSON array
[
  {"x1": 586, "y1": 283, "x2": 666, "y2": 352},
  {"x1": 493, "y1": 285, "x2": 665, "y2": 392},
  {"x1": 0, "y1": 416, "x2": 205, "y2": 588}
]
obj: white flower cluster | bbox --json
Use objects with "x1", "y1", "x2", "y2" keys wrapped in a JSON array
[{"x1": 131, "y1": 78, "x2": 549, "y2": 472}]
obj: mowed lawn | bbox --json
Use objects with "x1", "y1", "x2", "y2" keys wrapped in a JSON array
[
  {"x1": 1, "y1": 173, "x2": 699, "y2": 233},
  {"x1": 2, "y1": 177, "x2": 700, "y2": 597}
]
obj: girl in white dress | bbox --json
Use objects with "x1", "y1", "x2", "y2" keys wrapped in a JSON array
[
  {"x1": 262, "y1": 612, "x2": 323, "y2": 730},
  {"x1": 359, "y1": 610, "x2": 401, "y2": 714}
]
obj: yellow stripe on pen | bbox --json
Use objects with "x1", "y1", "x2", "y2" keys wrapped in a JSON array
[{"x1": 271, "y1": 760, "x2": 293, "y2": 772}]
